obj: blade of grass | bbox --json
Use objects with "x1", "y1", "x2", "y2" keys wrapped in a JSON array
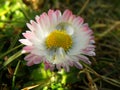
[
  {"x1": 101, "y1": 76, "x2": 120, "y2": 87},
  {"x1": 83, "y1": 63, "x2": 120, "y2": 87},
  {"x1": 21, "y1": 84, "x2": 40, "y2": 90},
  {"x1": 8, "y1": 32, "x2": 21, "y2": 50},
  {"x1": 97, "y1": 21, "x2": 120, "y2": 41},
  {"x1": 77, "y1": 0, "x2": 89, "y2": 15},
  {"x1": 0, "y1": 42, "x2": 5, "y2": 52},
  {"x1": 3, "y1": 50, "x2": 22, "y2": 67},
  {"x1": 18, "y1": 0, "x2": 30, "y2": 20},
  {"x1": 0, "y1": 44, "x2": 23, "y2": 58},
  {"x1": 0, "y1": 50, "x2": 22, "y2": 71},
  {"x1": 85, "y1": 69, "x2": 98, "y2": 90},
  {"x1": 12, "y1": 60, "x2": 21, "y2": 89}
]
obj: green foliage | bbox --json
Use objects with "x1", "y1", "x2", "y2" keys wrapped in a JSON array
[{"x1": 0, "y1": 0, "x2": 120, "y2": 90}]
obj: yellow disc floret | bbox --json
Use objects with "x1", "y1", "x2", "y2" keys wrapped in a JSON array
[{"x1": 45, "y1": 30, "x2": 72, "y2": 51}]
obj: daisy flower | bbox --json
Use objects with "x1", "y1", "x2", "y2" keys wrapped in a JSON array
[{"x1": 19, "y1": 9, "x2": 95, "y2": 72}]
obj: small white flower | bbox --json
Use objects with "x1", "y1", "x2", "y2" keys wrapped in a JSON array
[{"x1": 19, "y1": 9, "x2": 95, "y2": 72}]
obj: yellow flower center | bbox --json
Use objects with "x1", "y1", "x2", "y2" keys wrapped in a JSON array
[{"x1": 45, "y1": 30, "x2": 72, "y2": 51}]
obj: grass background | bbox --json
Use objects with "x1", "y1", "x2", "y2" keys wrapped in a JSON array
[{"x1": 0, "y1": 0, "x2": 120, "y2": 90}]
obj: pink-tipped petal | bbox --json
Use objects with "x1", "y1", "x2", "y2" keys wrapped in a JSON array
[
  {"x1": 83, "y1": 45, "x2": 95, "y2": 51},
  {"x1": 73, "y1": 16, "x2": 84, "y2": 27},
  {"x1": 87, "y1": 30, "x2": 93, "y2": 35},
  {"x1": 44, "y1": 61, "x2": 51, "y2": 70},
  {"x1": 25, "y1": 54, "x2": 42, "y2": 65},
  {"x1": 64, "y1": 65, "x2": 70, "y2": 72},
  {"x1": 90, "y1": 40, "x2": 95, "y2": 44},
  {"x1": 23, "y1": 46, "x2": 34, "y2": 52},
  {"x1": 68, "y1": 15, "x2": 76, "y2": 22},
  {"x1": 73, "y1": 62, "x2": 83, "y2": 69},
  {"x1": 67, "y1": 60, "x2": 74, "y2": 67},
  {"x1": 39, "y1": 12, "x2": 50, "y2": 30},
  {"x1": 35, "y1": 15, "x2": 40, "y2": 23},
  {"x1": 33, "y1": 56, "x2": 42, "y2": 64},
  {"x1": 30, "y1": 20, "x2": 37, "y2": 26},
  {"x1": 48, "y1": 10, "x2": 57, "y2": 26},
  {"x1": 27, "y1": 20, "x2": 41, "y2": 32},
  {"x1": 19, "y1": 39, "x2": 32, "y2": 46},
  {"x1": 27, "y1": 60, "x2": 34, "y2": 66},
  {"x1": 56, "y1": 64, "x2": 62, "y2": 71},
  {"x1": 26, "y1": 23, "x2": 34, "y2": 31},
  {"x1": 44, "y1": 61, "x2": 54, "y2": 71},
  {"x1": 48, "y1": 9, "x2": 54, "y2": 14},
  {"x1": 55, "y1": 10, "x2": 62, "y2": 21},
  {"x1": 77, "y1": 55, "x2": 91, "y2": 65},
  {"x1": 22, "y1": 31, "x2": 35, "y2": 39},
  {"x1": 83, "y1": 51, "x2": 96, "y2": 56},
  {"x1": 62, "y1": 9, "x2": 72, "y2": 21},
  {"x1": 82, "y1": 23, "x2": 89, "y2": 31},
  {"x1": 24, "y1": 54, "x2": 34, "y2": 61}
]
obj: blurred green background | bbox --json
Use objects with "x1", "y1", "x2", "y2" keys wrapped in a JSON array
[{"x1": 0, "y1": 0, "x2": 120, "y2": 90}]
